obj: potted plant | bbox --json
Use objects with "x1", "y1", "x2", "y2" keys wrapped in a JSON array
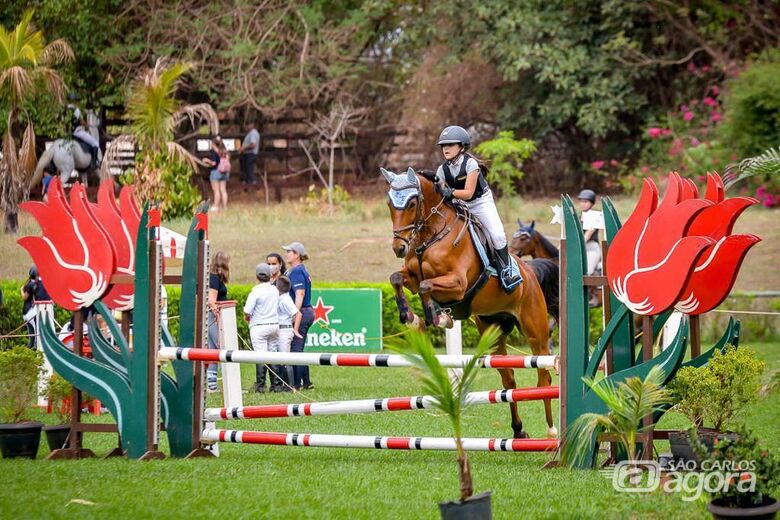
[
  {"x1": 43, "y1": 374, "x2": 73, "y2": 451},
  {"x1": 0, "y1": 346, "x2": 45, "y2": 458},
  {"x1": 391, "y1": 326, "x2": 501, "y2": 520},
  {"x1": 562, "y1": 365, "x2": 671, "y2": 467},
  {"x1": 693, "y1": 427, "x2": 780, "y2": 519},
  {"x1": 668, "y1": 346, "x2": 765, "y2": 463}
]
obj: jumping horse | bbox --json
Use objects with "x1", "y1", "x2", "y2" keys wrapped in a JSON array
[{"x1": 381, "y1": 167, "x2": 557, "y2": 439}]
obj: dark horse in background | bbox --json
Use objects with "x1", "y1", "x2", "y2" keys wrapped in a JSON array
[
  {"x1": 381, "y1": 168, "x2": 558, "y2": 439},
  {"x1": 510, "y1": 220, "x2": 560, "y2": 322}
]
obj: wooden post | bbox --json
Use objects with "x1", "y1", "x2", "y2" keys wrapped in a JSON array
[
  {"x1": 689, "y1": 314, "x2": 701, "y2": 359},
  {"x1": 558, "y1": 238, "x2": 568, "y2": 438},
  {"x1": 642, "y1": 315, "x2": 654, "y2": 459}
]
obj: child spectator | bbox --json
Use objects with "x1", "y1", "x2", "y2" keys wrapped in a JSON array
[
  {"x1": 274, "y1": 276, "x2": 299, "y2": 391},
  {"x1": 243, "y1": 263, "x2": 281, "y2": 393},
  {"x1": 21, "y1": 266, "x2": 50, "y2": 349},
  {"x1": 266, "y1": 252, "x2": 286, "y2": 285}
]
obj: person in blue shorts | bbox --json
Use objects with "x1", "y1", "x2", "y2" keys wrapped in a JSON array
[{"x1": 283, "y1": 241, "x2": 315, "y2": 391}]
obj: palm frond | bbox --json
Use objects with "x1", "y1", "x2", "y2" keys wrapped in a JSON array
[
  {"x1": 166, "y1": 141, "x2": 200, "y2": 170},
  {"x1": 172, "y1": 103, "x2": 220, "y2": 137},
  {"x1": 18, "y1": 121, "x2": 36, "y2": 179},
  {"x1": 724, "y1": 147, "x2": 780, "y2": 188},
  {"x1": 35, "y1": 66, "x2": 66, "y2": 103},
  {"x1": 40, "y1": 38, "x2": 73, "y2": 66},
  {"x1": 100, "y1": 134, "x2": 136, "y2": 180},
  {"x1": 0, "y1": 65, "x2": 33, "y2": 102}
]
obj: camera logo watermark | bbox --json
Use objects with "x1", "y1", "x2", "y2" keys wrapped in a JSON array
[{"x1": 602, "y1": 460, "x2": 757, "y2": 501}]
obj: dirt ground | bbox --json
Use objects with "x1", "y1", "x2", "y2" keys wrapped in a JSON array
[{"x1": 2, "y1": 190, "x2": 777, "y2": 292}]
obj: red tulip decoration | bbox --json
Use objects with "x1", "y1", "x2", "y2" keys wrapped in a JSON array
[
  {"x1": 17, "y1": 178, "x2": 116, "y2": 311},
  {"x1": 607, "y1": 172, "x2": 760, "y2": 316},
  {"x1": 674, "y1": 173, "x2": 760, "y2": 315},
  {"x1": 89, "y1": 180, "x2": 142, "y2": 310}
]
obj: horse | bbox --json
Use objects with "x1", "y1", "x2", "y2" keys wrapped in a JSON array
[
  {"x1": 381, "y1": 167, "x2": 556, "y2": 439},
  {"x1": 31, "y1": 109, "x2": 102, "y2": 188},
  {"x1": 510, "y1": 220, "x2": 560, "y2": 262}
]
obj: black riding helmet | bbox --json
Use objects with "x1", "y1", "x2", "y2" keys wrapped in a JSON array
[
  {"x1": 577, "y1": 189, "x2": 596, "y2": 204},
  {"x1": 29, "y1": 266, "x2": 38, "y2": 279},
  {"x1": 437, "y1": 126, "x2": 471, "y2": 150}
]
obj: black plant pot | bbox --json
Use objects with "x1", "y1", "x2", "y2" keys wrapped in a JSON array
[
  {"x1": 0, "y1": 421, "x2": 44, "y2": 459},
  {"x1": 707, "y1": 497, "x2": 780, "y2": 520},
  {"x1": 43, "y1": 424, "x2": 72, "y2": 451},
  {"x1": 439, "y1": 491, "x2": 492, "y2": 520},
  {"x1": 669, "y1": 429, "x2": 739, "y2": 466}
]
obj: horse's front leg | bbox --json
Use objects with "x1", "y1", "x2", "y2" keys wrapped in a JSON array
[
  {"x1": 390, "y1": 269, "x2": 423, "y2": 329},
  {"x1": 418, "y1": 273, "x2": 466, "y2": 328}
]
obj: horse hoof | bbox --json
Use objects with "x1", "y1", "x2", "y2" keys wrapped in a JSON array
[
  {"x1": 438, "y1": 313, "x2": 453, "y2": 329},
  {"x1": 406, "y1": 313, "x2": 425, "y2": 331},
  {"x1": 547, "y1": 426, "x2": 558, "y2": 438},
  {"x1": 514, "y1": 430, "x2": 529, "y2": 439}
]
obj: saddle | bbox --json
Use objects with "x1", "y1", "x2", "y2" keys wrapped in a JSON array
[
  {"x1": 437, "y1": 201, "x2": 521, "y2": 320},
  {"x1": 73, "y1": 136, "x2": 99, "y2": 170}
]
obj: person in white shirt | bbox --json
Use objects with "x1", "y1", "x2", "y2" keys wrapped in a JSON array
[
  {"x1": 273, "y1": 276, "x2": 300, "y2": 392},
  {"x1": 243, "y1": 263, "x2": 279, "y2": 393}
]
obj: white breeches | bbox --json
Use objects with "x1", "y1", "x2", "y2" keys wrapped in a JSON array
[{"x1": 465, "y1": 190, "x2": 507, "y2": 249}]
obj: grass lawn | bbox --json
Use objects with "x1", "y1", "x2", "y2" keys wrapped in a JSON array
[{"x1": 2, "y1": 342, "x2": 778, "y2": 519}]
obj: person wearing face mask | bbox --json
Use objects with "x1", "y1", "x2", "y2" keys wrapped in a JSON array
[{"x1": 266, "y1": 252, "x2": 286, "y2": 284}]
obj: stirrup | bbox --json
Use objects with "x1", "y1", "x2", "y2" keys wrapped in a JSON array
[{"x1": 500, "y1": 266, "x2": 523, "y2": 292}]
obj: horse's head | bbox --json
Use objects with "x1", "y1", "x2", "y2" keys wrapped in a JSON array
[
  {"x1": 381, "y1": 166, "x2": 428, "y2": 258},
  {"x1": 510, "y1": 219, "x2": 537, "y2": 256}
]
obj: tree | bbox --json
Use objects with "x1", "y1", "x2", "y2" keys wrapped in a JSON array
[
  {"x1": 0, "y1": 10, "x2": 72, "y2": 233},
  {"x1": 103, "y1": 58, "x2": 218, "y2": 218}
]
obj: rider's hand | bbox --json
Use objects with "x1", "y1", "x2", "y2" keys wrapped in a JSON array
[{"x1": 437, "y1": 183, "x2": 454, "y2": 200}]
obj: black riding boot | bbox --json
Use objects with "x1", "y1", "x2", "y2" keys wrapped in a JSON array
[
  {"x1": 90, "y1": 147, "x2": 99, "y2": 170},
  {"x1": 496, "y1": 246, "x2": 522, "y2": 291}
]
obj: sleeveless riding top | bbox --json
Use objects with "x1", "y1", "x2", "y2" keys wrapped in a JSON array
[{"x1": 436, "y1": 154, "x2": 489, "y2": 202}]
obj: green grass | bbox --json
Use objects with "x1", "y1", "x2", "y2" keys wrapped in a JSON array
[{"x1": 3, "y1": 343, "x2": 779, "y2": 519}]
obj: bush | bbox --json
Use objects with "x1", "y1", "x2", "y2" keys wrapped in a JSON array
[
  {"x1": 128, "y1": 152, "x2": 200, "y2": 220},
  {"x1": 45, "y1": 374, "x2": 72, "y2": 423},
  {"x1": 720, "y1": 50, "x2": 780, "y2": 158},
  {"x1": 669, "y1": 346, "x2": 765, "y2": 431},
  {"x1": 474, "y1": 131, "x2": 536, "y2": 197},
  {"x1": 0, "y1": 280, "x2": 71, "y2": 350},
  {"x1": 0, "y1": 346, "x2": 43, "y2": 423}
]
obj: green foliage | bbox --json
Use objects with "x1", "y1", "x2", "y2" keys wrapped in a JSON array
[
  {"x1": 474, "y1": 131, "x2": 535, "y2": 196},
  {"x1": 44, "y1": 373, "x2": 71, "y2": 423},
  {"x1": 562, "y1": 366, "x2": 670, "y2": 466},
  {"x1": 0, "y1": 280, "x2": 70, "y2": 349},
  {"x1": 670, "y1": 346, "x2": 765, "y2": 431},
  {"x1": 720, "y1": 50, "x2": 780, "y2": 158},
  {"x1": 154, "y1": 155, "x2": 201, "y2": 220},
  {"x1": 389, "y1": 325, "x2": 501, "y2": 501},
  {"x1": 693, "y1": 426, "x2": 780, "y2": 508},
  {"x1": 0, "y1": 346, "x2": 43, "y2": 423}
]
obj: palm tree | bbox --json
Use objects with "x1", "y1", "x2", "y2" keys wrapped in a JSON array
[
  {"x1": 0, "y1": 10, "x2": 73, "y2": 233},
  {"x1": 723, "y1": 147, "x2": 780, "y2": 188},
  {"x1": 561, "y1": 366, "x2": 671, "y2": 467},
  {"x1": 102, "y1": 57, "x2": 219, "y2": 210},
  {"x1": 391, "y1": 326, "x2": 502, "y2": 502}
]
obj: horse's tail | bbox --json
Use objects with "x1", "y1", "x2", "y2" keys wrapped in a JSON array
[
  {"x1": 30, "y1": 145, "x2": 56, "y2": 189},
  {"x1": 527, "y1": 258, "x2": 559, "y2": 322}
]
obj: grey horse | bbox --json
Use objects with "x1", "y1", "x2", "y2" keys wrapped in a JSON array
[{"x1": 31, "y1": 109, "x2": 102, "y2": 188}]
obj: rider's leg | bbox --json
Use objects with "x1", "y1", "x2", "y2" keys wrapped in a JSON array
[
  {"x1": 585, "y1": 241, "x2": 601, "y2": 275},
  {"x1": 467, "y1": 191, "x2": 522, "y2": 288}
]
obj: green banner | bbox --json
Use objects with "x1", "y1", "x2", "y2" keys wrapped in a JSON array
[{"x1": 304, "y1": 288, "x2": 382, "y2": 352}]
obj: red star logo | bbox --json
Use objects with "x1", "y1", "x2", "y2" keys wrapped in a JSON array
[{"x1": 312, "y1": 296, "x2": 334, "y2": 325}]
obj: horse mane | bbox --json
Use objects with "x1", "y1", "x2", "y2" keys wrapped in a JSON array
[{"x1": 536, "y1": 230, "x2": 560, "y2": 258}]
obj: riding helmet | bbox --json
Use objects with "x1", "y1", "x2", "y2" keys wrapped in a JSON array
[
  {"x1": 29, "y1": 266, "x2": 38, "y2": 279},
  {"x1": 577, "y1": 189, "x2": 596, "y2": 203},
  {"x1": 437, "y1": 126, "x2": 471, "y2": 149}
]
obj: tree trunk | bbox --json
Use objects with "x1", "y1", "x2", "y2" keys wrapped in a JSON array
[
  {"x1": 456, "y1": 439, "x2": 473, "y2": 502},
  {"x1": 4, "y1": 211, "x2": 19, "y2": 234}
]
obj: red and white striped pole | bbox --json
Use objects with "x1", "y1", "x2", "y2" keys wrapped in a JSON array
[
  {"x1": 202, "y1": 428, "x2": 558, "y2": 452},
  {"x1": 159, "y1": 347, "x2": 558, "y2": 370},
  {"x1": 205, "y1": 386, "x2": 560, "y2": 421}
]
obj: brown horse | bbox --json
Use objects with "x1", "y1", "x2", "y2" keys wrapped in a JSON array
[
  {"x1": 510, "y1": 220, "x2": 560, "y2": 262},
  {"x1": 381, "y1": 167, "x2": 556, "y2": 439}
]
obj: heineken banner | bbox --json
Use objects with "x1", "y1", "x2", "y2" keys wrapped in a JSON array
[{"x1": 304, "y1": 288, "x2": 383, "y2": 352}]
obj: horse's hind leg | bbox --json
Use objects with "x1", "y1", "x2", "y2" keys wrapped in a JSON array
[
  {"x1": 517, "y1": 302, "x2": 557, "y2": 438},
  {"x1": 476, "y1": 317, "x2": 526, "y2": 439},
  {"x1": 390, "y1": 270, "x2": 422, "y2": 329}
]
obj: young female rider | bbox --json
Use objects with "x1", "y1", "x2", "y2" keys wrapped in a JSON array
[{"x1": 434, "y1": 125, "x2": 522, "y2": 291}]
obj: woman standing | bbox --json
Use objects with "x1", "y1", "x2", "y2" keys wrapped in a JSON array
[
  {"x1": 203, "y1": 137, "x2": 229, "y2": 212},
  {"x1": 207, "y1": 250, "x2": 230, "y2": 392},
  {"x1": 283, "y1": 242, "x2": 315, "y2": 390},
  {"x1": 266, "y1": 252, "x2": 287, "y2": 285}
]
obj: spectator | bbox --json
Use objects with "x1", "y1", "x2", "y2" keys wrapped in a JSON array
[
  {"x1": 203, "y1": 137, "x2": 229, "y2": 212},
  {"x1": 243, "y1": 263, "x2": 281, "y2": 393},
  {"x1": 266, "y1": 252, "x2": 286, "y2": 285},
  {"x1": 207, "y1": 250, "x2": 231, "y2": 392},
  {"x1": 274, "y1": 276, "x2": 299, "y2": 391},
  {"x1": 283, "y1": 241, "x2": 315, "y2": 391},
  {"x1": 239, "y1": 122, "x2": 260, "y2": 185},
  {"x1": 577, "y1": 189, "x2": 602, "y2": 276},
  {"x1": 21, "y1": 266, "x2": 50, "y2": 349}
]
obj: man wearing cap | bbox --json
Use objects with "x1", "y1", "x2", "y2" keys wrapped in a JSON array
[
  {"x1": 283, "y1": 242, "x2": 315, "y2": 391},
  {"x1": 243, "y1": 262, "x2": 281, "y2": 393}
]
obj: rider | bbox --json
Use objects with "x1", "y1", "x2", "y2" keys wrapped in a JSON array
[
  {"x1": 577, "y1": 189, "x2": 602, "y2": 276},
  {"x1": 434, "y1": 125, "x2": 522, "y2": 291},
  {"x1": 69, "y1": 103, "x2": 99, "y2": 170}
]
